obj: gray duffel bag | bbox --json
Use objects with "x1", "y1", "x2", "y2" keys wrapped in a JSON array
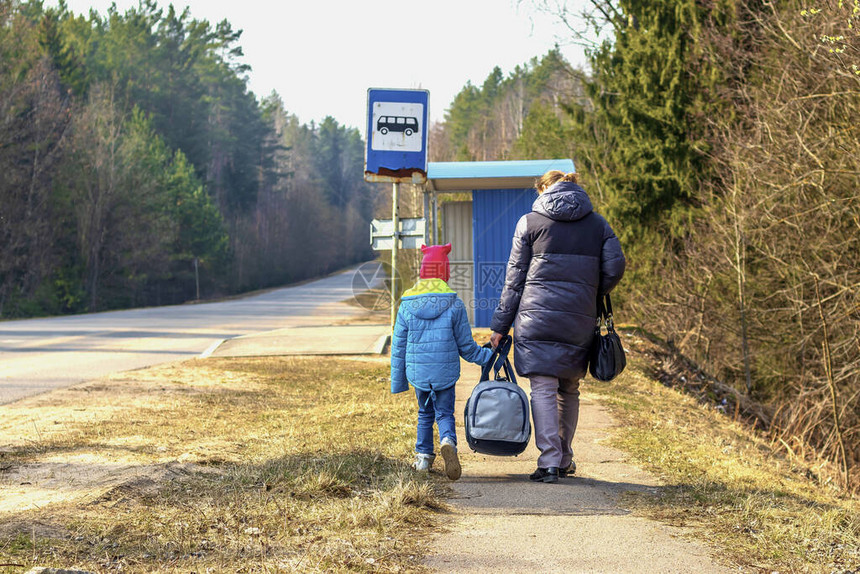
[{"x1": 464, "y1": 336, "x2": 531, "y2": 456}]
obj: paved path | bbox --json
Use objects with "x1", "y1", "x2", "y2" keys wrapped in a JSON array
[
  {"x1": 425, "y1": 361, "x2": 732, "y2": 573},
  {"x1": 211, "y1": 324, "x2": 389, "y2": 357},
  {"x1": 0, "y1": 264, "x2": 377, "y2": 405}
]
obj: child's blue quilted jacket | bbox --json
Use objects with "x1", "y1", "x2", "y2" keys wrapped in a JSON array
[{"x1": 390, "y1": 278, "x2": 493, "y2": 394}]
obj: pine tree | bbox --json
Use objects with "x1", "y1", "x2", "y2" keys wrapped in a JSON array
[{"x1": 578, "y1": 0, "x2": 708, "y2": 243}]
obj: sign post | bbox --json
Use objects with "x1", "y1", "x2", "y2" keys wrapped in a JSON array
[
  {"x1": 391, "y1": 182, "x2": 399, "y2": 330},
  {"x1": 364, "y1": 88, "x2": 430, "y2": 332},
  {"x1": 369, "y1": 216, "x2": 427, "y2": 331}
]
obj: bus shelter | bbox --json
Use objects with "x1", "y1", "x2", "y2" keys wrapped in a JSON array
[{"x1": 423, "y1": 159, "x2": 575, "y2": 327}]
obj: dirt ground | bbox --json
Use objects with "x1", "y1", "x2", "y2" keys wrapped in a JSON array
[
  {"x1": 422, "y1": 360, "x2": 733, "y2": 573},
  {"x1": 1, "y1": 358, "x2": 732, "y2": 574},
  {"x1": 0, "y1": 293, "x2": 389, "y2": 523},
  {"x1": 0, "y1": 362, "x2": 246, "y2": 516},
  {"x1": 1, "y1": 301, "x2": 734, "y2": 573}
]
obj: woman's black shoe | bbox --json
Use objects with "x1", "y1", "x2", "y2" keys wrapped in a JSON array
[
  {"x1": 529, "y1": 467, "x2": 559, "y2": 483},
  {"x1": 559, "y1": 462, "x2": 576, "y2": 478}
]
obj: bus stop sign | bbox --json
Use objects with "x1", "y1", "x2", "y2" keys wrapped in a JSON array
[{"x1": 365, "y1": 88, "x2": 429, "y2": 184}]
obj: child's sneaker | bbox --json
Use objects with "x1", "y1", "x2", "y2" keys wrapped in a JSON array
[
  {"x1": 440, "y1": 437, "x2": 461, "y2": 481},
  {"x1": 412, "y1": 453, "x2": 435, "y2": 472}
]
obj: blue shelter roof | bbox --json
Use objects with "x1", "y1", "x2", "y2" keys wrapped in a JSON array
[{"x1": 426, "y1": 159, "x2": 575, "y2": 192}]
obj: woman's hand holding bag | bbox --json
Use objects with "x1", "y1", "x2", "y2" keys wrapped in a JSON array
[{"x1": 589, "y1": 293, "x2": 626, "y2": 382}]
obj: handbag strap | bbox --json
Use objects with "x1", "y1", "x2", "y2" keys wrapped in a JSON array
[{"x1": 596, "y1": 294, "x2": 617, "y2": 332}]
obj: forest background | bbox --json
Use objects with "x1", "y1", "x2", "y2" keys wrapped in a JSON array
[
  {"x1": 0, "y1": 0, "x2": 375, "y2": 316},
  {"x1": 1, "y1": 0, "x2": 858, "y2": 491}
]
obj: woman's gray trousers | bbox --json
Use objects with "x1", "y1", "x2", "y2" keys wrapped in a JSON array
[{"x1": 529, "y1": 375, "x2": 581, "y2": 469}]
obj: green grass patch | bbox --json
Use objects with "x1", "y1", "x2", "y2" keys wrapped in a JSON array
[
  {"x1": 590, "y1": 342, "x2": 860, "y2": 573},
  {"x1": 0, "y1": 357, "x2": 446, "y2": 573}
]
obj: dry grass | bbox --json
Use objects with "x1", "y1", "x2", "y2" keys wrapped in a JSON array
[
  {"x1": 5, "y1": 327, "x2": 856, "y2": 572},
  {"x1": 0, "y1": 357, "x2": 447, "y2": 573},
  {"x1": 591, "y1": 332, "x2": 860, "y2": 573}
]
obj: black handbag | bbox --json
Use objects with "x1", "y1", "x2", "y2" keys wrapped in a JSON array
[{"x1": 589, "y1": 293, "x2": 626, "y2": 381}]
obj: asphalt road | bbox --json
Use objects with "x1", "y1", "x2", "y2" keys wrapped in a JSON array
[{"x1": 0, "y1": 264, "x2": 374, "y2": 405}]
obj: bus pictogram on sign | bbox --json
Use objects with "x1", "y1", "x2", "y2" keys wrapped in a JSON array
[
  {"x1": 370, "y1": 101, "x2": 424, "y2": 152},
  {"x1": 377, "y1": 116, "x2": 419, "y2": 136}
]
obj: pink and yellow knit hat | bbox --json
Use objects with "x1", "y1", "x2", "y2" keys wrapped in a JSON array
[{"x1": 419, "y1": 244, "x2": 451, "y2": 282}]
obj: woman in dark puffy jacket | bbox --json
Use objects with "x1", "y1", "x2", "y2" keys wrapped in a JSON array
[{"x1": 490, "y1": 170, "x2": 625, "y2": 483}]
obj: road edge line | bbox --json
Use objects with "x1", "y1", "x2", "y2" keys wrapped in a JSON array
[
  {"x1": 200, "y1": 339, "x2": 226, "y2": 359},
  {"x1": 372, "y1": 334, "x2": 390, "y2": 355}
]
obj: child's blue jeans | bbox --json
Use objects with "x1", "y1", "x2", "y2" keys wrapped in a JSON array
[{"x1": 415, "y1": 387, "x2": 456, "y2": 455}]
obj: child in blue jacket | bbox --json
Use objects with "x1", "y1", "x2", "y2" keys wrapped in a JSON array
[{"x1": 390, "y1": 244, "x2": 494, "y2": 480}]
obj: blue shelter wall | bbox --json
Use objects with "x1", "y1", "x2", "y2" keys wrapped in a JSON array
[{"x1": 472, "y1": 188, "x2": 537, "y2": 328}]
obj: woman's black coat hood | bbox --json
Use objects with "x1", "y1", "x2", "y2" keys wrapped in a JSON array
[{"x1": 532, "y1": 181, "x2": 594, "y2": 222}]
